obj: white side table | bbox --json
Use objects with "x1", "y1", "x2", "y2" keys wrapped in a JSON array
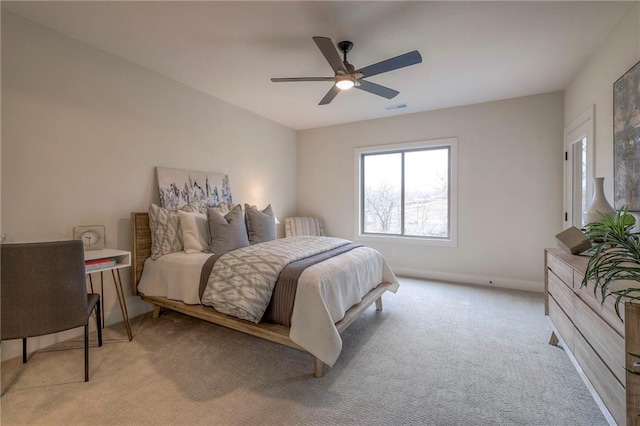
[{"x1": 84, "y1": 249, "x2": 133, "y2": 341}]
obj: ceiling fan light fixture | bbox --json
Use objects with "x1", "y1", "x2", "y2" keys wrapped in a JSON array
[{"x1": 335, "y1": 75, "x2": 355, "y2": 90}]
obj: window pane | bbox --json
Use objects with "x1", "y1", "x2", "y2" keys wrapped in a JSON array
[
  {"x1": 404, "y1": 148, "x2": 449, "y2": 237},
  {"x1": 571, "y1": 137, "x2": 587, "y2": 227},
  {"x1": 363, "y1": 153, "x2": 401, "y2": 234},
  {"x1": 358, "y1": 139, "x2": 455, "y2": 244},
  {"x1": 581, "y1": 137, "x2": 588, "y2": 226}
]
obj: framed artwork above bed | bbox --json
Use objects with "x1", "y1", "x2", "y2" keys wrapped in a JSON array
[{"x1": 156, "y1": 167, "x2": 232, "y2": 210}]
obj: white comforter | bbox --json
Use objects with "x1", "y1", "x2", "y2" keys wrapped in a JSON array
[
  {"x1": 138, "y1": 245, "x2": 399, "y2": 366},
  {"x1": 290, "y1": 246, "x2": 398, "y2": 365}
]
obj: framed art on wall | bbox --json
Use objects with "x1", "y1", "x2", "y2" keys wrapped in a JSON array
[
  {"x1": 156, "y1": 167, "x2": 232, "y2": 210},
  {"x1": 613, "y1": 60, "x2": 640, "y2": 211}
]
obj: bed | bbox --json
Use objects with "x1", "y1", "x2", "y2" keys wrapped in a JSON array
[{"x1": 130, "y1": 168, "x2": 399, "y2": 377}]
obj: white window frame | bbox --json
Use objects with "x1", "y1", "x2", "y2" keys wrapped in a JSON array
[
  {"x1": 564, "y1": 106, "x2": 594, "y2": 229},
  {"x1": 354, "y1": 137, "x2": 458, "y2": 247}
]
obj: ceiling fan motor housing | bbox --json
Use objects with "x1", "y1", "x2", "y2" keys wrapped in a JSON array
[
  {"x1": 337, "y1": 41, "x2": 354, "y2": 68},
  {"x1": 337, "y1": 40, "x2": 354, "y2": 54}
]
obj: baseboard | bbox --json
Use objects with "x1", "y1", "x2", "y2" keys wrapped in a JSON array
[
  {"x1": 0, "y1": 300, "x2": 154, "y2": 362},
  {"x1": 1, "y1": 328, "x2": 83, "y2": 362},
  {"x1": 392, "y1": 267, "x2": 543, "y2": 293},
  {"x1": 1, "y1": 272, "x2": 538, "y2": 362}
]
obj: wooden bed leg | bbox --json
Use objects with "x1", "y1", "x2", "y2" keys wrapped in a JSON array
[
  {"x1": 152, "y1": 304, "x2": 161, "y2": 319},
  {"x1": 375, "y1": 296, "x2": 383, "y2": 311},
  {"x1": 549, "y1": 331, "x2": 559, "y2": 346},
  {"x1": 313, "y1": 357, "x2": 324, "y2": 378}
]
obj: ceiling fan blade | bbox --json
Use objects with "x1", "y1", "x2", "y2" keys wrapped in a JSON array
[
  {"x1": 319, "y1": 85, "x2": 340, "y2": 105},
  {"x1": 356, "y1": 80, "x2": 399, "y2": 99},
  {"x1": 357, "y1": 50, "x2": 422, "y2": 79},
  {"x1": 313, "y1": 36, "x2": 348, "y2": 75},
  {"x1": 271, "y1": 77, "x2": 334, "y2": 82}
]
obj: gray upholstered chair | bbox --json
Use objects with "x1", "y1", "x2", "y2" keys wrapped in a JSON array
[
  {"x1": 1, "y1": 240, "x2": 103, "y2": 382},
  {"x1": 284, "y1": 217, "x2": 325, "y2": 237}
]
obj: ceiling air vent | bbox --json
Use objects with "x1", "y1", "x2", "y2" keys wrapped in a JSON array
[{"x1": 384, "y1": 103, "x2": 407, "y2": 111}]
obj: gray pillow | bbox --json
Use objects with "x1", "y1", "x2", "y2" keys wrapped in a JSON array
[
  {"x1": 245, "y1": 204, "x2": 276, "y2": 244},
  {"x1": 207, "y1": 204, "x2": 249, "y2": 253}
]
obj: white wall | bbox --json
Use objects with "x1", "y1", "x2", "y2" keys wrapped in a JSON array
[
  {"x1": 1, "y1": 12, "x2": 297, "y2": 360},
  {"x1": 564, "y1": 3, "x2": 640, "y2": 200},
  {"x1": 298, "y1": 92, "x2": 564, "y2": 292}
]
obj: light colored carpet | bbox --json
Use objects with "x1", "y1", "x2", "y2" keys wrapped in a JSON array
[{"x1": 1, "y1": 277, "x2": 607, "y2": 425}]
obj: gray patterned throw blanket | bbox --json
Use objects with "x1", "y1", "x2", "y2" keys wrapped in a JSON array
[{"x1": 200, "y1": 236, "x2": 352, "y2": 323}]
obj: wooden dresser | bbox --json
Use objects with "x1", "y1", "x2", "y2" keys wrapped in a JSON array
[{"x1": 545, "y1": 248, "x2": 640, "y2": 425}]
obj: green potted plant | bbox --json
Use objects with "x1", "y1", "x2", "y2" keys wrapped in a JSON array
[{"x1": 582, "y1": 206, "x2": 640, "y2": 375}]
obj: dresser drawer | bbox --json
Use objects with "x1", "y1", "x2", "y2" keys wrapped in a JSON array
[
  {"x1": 546, "y1": 252, "x2": 573, "y2": 288},
  {"x1": 573, "y1": 270, "x2": 625, "y2": 337},
  {"x1": 574, "y1": 331, "x2": 626, "y2": 425},
  {"x1": 573, "y1": 294, "x2": 626, "y2": 385},
  {"x1": 548, "y1": 296, "x2": 574, "y2": 351},
  {"x1": 548, "y1": 271, "x2": 575, "y2": 320},
  {"x1": 625, "y1": 303, "x2": 640, "y2": 424}
]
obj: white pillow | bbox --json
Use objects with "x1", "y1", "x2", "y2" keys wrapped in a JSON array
[{"x1": 178, "y1": 210, "x2": 210, "y2": 253}]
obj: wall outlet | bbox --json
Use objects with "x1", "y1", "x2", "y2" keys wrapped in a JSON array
[{"x1": 391, "y1": 248, "x2": 398, "y2": 257}]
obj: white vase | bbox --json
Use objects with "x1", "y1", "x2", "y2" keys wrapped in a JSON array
[{"x1": 585, "y1": 177, "x2": 616, "y2": 224}]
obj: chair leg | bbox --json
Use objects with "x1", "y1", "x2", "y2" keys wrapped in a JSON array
[
  {"x1": 84, "y1": 324, "x2": 89, "y2": 382},
  {"x1": 22, "y1": 338, "x2": 27, "y2": 364},
  {"x1": 95, "y1": 301, "x2": 103, "y2": 347}
]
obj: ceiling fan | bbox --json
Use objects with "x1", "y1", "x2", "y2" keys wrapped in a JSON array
[{"x1": 271, "y1": 37, "x2": 422, "y2": 105}]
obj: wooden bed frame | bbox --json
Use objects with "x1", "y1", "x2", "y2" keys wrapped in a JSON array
[{"x1": 130, "y1": 212, "x2": 392, "y2": 377}]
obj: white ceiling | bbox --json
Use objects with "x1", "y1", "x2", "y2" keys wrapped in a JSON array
[{"x1": 2, "y1": 1, "x2": 633, "y2": 130}]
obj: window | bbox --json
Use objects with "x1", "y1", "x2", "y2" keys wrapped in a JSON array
[
  {"x1": 355, "y1": 138, "x2": 457, "y2": 246},
  {"x1": 571, "y1": 137, "x2": 588, "y2": 227}
]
